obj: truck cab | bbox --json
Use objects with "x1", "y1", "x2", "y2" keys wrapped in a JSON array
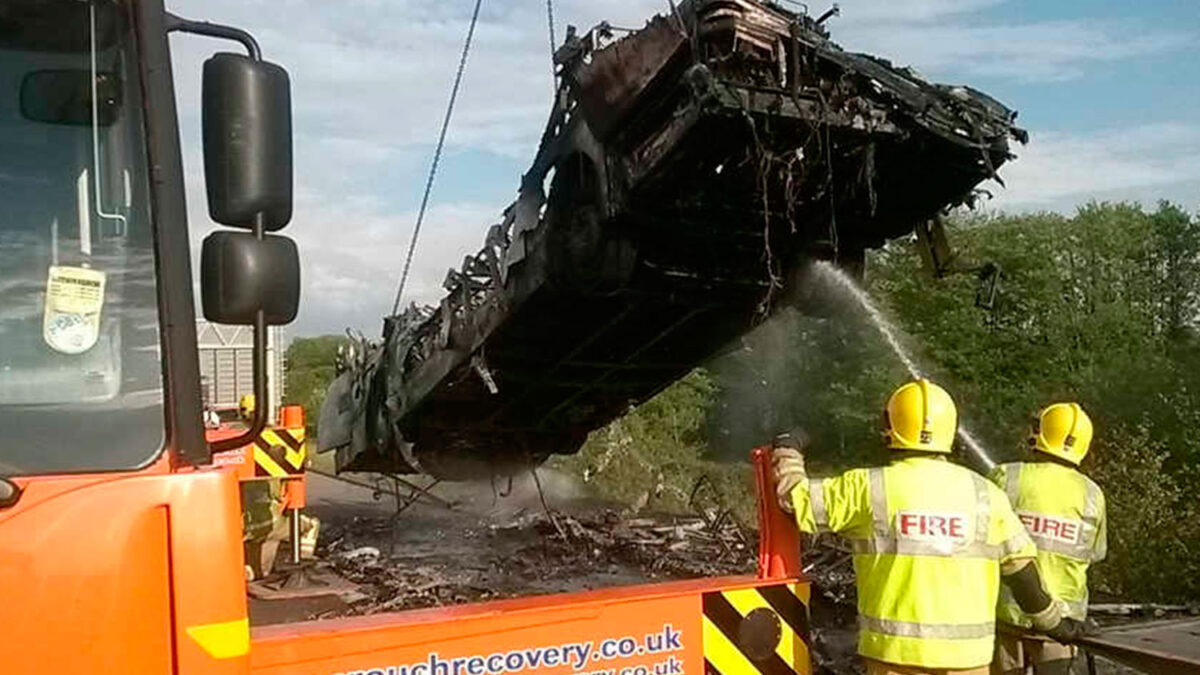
[
  {"x1": 0, "y1": 0, "x2": 297, "y2": 671},
  {"x1": 0, "y1": 2, "x2": 810, "y2": 674}
]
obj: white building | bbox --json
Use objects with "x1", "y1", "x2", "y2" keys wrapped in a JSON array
[{"x1": 196, "y1": 320, "x2": 286, "y2": 420}]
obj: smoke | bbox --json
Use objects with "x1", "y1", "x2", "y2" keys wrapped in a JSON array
[
  {"x1": 449, "y1": 467, "x2": 589, "y2": 521},
  {"x1": 706, "y1": 261, "x2": 996, "y2": 471},
  {"x1": 707, "y1": 307, "x2": 896, "y2": 467}
]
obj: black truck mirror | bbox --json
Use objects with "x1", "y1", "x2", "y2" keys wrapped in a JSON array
[
  {"x1": 202, "y1": 53, "x2": 293, "y2": 230},
  {"x1": 20, "y1": 70, "x2": 121, "y2": 126},
  {"x1": 200, "y1": 231, "x2": 300, "y2": 325}
]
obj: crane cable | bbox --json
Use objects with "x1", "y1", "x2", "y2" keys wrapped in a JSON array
[
  {"x1": 546, "y1": 0, "x2": 557, "y2": 84},
  {"x1": 391, "y1": 0, "x2": 485, "y2": 316},
  {"x1": 391, "y1": 0, "x2": 561, "y2": 315}
]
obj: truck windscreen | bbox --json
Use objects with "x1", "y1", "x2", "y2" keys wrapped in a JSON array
[{"x1": 0, "y1": 0, "x2": 164, "y2": 476}]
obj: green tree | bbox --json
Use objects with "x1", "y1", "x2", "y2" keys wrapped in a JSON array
[
  {"x1": 566, "y1": 200, "x2": 1200, "y2": 601},
  {"x1": 553, "y1": 369, "x2": 754, "y2": 522},
  {"x1": 863, "y1": 201, "x2": 1200, "y2": 600},
  {"x1": 284, "y1": 335, "x2": 349, "y2": 435}
]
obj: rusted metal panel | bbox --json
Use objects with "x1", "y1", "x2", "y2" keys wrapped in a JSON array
[
  {"x1": 696, "y1": 0, "x2": 792, "y2": 53},
  {"x1": 574, "y1": 15, "x2": 688, "y2": 141}
]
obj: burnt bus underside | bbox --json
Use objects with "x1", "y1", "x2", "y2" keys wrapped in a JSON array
[{"x1": 319, "y1": 0, "x2": 1025, "y2": 479}]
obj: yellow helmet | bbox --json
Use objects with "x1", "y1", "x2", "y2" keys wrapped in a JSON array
[
  {"x1": 883, "y1": 379, "x2": 957, "y2": 453},
  {"x1": 1029, "y1": 402, "x2": 1093, "y2": 465},
  {"x1": 239, "y1": 394, "x2": 256, "y2": 419}
]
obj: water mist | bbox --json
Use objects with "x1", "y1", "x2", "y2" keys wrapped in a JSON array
[{"x1": 811, "y1": 261, "x2": 995, "y2": 470}]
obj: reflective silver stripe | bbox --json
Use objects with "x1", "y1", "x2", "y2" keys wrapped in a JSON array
[
  {"x1": 1001, "y1": 528, "x2": 1035, "y2": 558},
  {"x1": 809, "y1": 478, "x2": 829, "y2": 530},
  {"x1": 1078, "y1": 473, "x2": 1102, "y2": 532},
  {"x1": 995, "y1": 466, "x2": 1033, "y2": 559},
  {"x1": 1078, "y1": 519, "x2": 1099, "y2": 553},
  {"x1": 1012, "y1": 470, "x2": 1105, "y2": 561},
  {"x1": 854, "y1": 467, "x2": 1003, "y2": 559},
  {"x1": 1064, "y1": 597, "x2": 1089, "y2": 620},
  {"x1": 1082, "y1": 476, "x2": 1102, "y2": 520},
  {"x1": 972, "y1": 474, "x2": 992, "y2": 545},
  {"x1": 1028, "y1": 533, "x2": 1093, "y2": 560},
  {"x1": 859, "y1": 614, "x2": 996, "y2": 640},
  {"x1": 1082, "y1": 476, "x2": 1106, "y2": 561},
  {"x1": 1091, "y1": 524, "x2": 1106, "y2": 562},
  {"x1": 1014, "y1": 503, "x2": 1092, "y2": 559},
  {"x1": 1004, "y1": 463, "x2": 1022, "y2": 506},
  {"x1": 853, "y1": 537, "x2": 1000, "y2": 558},
  {"x1": 868, "y1": 468, "x2": 888, "y2": 537}
]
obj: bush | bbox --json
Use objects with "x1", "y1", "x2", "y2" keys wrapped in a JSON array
[
  {"x1": 1089, "y1": 422, "x2": 1200, "y2": 601},
  {"x1": 284, "y1": 335, "x2": 349, "y2": 436},
  {"x1": 552, "y1": 370, "x2": 756, "y2": 526},
  {"x1": 555, "y1": 201, "x2": 1200, "y2": 603},
  {"x1": 291, "y1": 202, "x2": 1200, "y2": 602}
]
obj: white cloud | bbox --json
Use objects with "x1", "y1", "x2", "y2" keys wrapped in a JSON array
[
  {"x1": 989, "y1": 123, "x2": 1200, "y2": 212},
  {"x1": 183, "y1": 147, "x2": 500, "y2": 335},
  {"x1": 170, "y1": 0, "x2": 666, "y2": 159},
  {"x1": 296, "y1": 200, "x2": 501, "y2": 334},
  {"x1": 171, "y1": 0, "x2": 671, "y2": 336},
  {"x1": 166, "y1": 0, "x2": 1194, "y2": 336},
  {"x1": 838, "y1": 20, "x2": 1189, "y2": 83},
  {"x1": 834, "y1": 0, "x2": 1006, "y2": 23}
]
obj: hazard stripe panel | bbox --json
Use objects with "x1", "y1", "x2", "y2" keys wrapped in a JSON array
[
  {"x1": 253, "y1": 446, "x2": 289, "y2": 478},
  {"x1": 703, "y1": 583, "x2": 811, "y2": 675},
  {"x1": 253, "y1": 427, "x2": 307, "y2": 477}
]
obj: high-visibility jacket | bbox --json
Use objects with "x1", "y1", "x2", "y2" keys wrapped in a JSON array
[
  {"x1": 790, "y1": 456, "x2": 1036, "y2": 669},
  {"x1": 990, "y1": 461, "x2": 1106, "y2": 626}
]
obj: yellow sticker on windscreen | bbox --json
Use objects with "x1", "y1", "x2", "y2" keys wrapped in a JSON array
[{"x1": 43, "y1": 265, "x2": 106, "y2": 354}]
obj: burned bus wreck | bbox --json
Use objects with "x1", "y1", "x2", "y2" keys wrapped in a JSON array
[{"x1": 319, "y1": 0, "x2": 1027, "y2": 480}]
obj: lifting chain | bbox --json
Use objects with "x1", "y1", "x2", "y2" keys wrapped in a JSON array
[
  {"x1": 546, "y1": 0, "x2": 558, "y2": 84},
  {"x1": 391, "y1": 0, "x2": 485, "y2": 315}
]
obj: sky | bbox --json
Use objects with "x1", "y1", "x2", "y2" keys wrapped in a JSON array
[{"x1": 166, "y1": 0, "x2": 1200, "y2": 337}]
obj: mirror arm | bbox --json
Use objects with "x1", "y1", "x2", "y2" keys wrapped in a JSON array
[
  {"x1": 165, "y1": 13, "x2": 262, "y2": 61},
  {"x1": 209, "y1": 213, "x2": 271, "y2": 453},
  {"x1": 210, "y1": 310, "x2": 267, "y2": 452}
]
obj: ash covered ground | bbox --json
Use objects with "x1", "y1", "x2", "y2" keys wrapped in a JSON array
[
  {"x1": 250, "y1": 471, "x2": 872, "y2": 673},
  {"x1": 310, "y1": 470, "x2": 755, "y2": 615},
  {"x1": 251, "y1": 472, "x2": 1148, "y2": 674}
]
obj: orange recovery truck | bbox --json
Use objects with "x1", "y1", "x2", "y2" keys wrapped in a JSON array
[{"x1": 0, "y1": 1, "x2": 813, "y2": 673}]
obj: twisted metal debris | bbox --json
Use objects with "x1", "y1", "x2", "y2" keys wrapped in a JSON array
[{"x1": 320, "y1": 0, "x2": 1026, "y2": 479}]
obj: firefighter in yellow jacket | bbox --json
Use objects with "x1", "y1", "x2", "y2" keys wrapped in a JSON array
[
  {"x1": 989, "y1": 403, "x2": 1106, "y2": 675},
  {"x1": 772, "y1": 380, "x2": 1088, "y2": 675}
]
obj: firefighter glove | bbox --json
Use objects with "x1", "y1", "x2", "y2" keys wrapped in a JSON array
[
  {"x1": 771, "y1": 445, "x2": 807, "y2": 514},
  {"x1": 1044, "y1": 616, "x2": 1096, "y2": 645},
  {"x1": 773, "y1": 428, "x2": 811, "y2": 452},
  {"x1": 1028, "y1": 598, "x2": 1065, "y2": 632}
]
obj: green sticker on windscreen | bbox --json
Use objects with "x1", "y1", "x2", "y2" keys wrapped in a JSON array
[{"x1": 43, "y1": 265, "x2": 106, "y2": 354}]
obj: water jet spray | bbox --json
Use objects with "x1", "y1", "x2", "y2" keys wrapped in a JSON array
[{"x1": 811, "y1": 261, "x2": 996, "y2": 471}]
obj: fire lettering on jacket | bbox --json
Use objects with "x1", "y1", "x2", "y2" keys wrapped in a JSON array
[
  {"x1": 1018, "y1": 512, "x2": 1081, "y2": 545},
  {"x1": 896, "y1": 511, "x2": 967, "y2": 540}
]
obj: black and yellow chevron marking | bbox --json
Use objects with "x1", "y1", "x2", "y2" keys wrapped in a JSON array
[
  {"x1": 703, "y1": 583, "x2": 811, "y2": 675},
  {"x1": 253, "y1": 427, "x2": 307, "y2": 477}
]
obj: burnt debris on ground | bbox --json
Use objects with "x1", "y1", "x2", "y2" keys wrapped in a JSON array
[
  {"x1": 262, "y1": 475, "x2": 1160, "y2": 674},
  {"x1": 297, "y1": 478, "x2": 865, "y2": 674},
  {"x1": 260, "y1": 473, "x2": 865, "y2": 672},
  {"x1": 802, "y1": 536, "x2": 862, "y2": 674},
  {"x1": 312, "y1": 508, "x2": 755, "y2": 619}
]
